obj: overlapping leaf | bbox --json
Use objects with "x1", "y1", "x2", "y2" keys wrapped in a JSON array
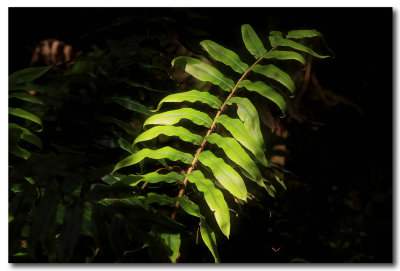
[
  {"x1": 187, "y1": 170, "x2": 230, "y2": 237},
  {"x1": 227, "y1": 97, "x2": 265, "y2": 151},
  {"x1": 196, "y1": 150, "x2": 247, "y2": 200},
  {"x1": 9, "y1": 107, "x2": 43, "y2": 131},
  {"x1": 200, "y1": 40, "x2": 249, "y2": 74},
  {"x1": 237, "y1": 80, "x2": 286, "y2": 115},
  {"x1": 265, "y1": 50, "x2": 306, "y2": 66},
  {"x1": 215, "y1": 115, "x2": 268, "y2": 166},
  {"x1": 252, "y1": 64, "x2": 296, "y2": 95},
  {"x1": 172, "y1": 56, "x2": 234, "y2": 92},
  {"x1": 143, "y1": 108, "x2": 213, "y2": 128},
  {"x1": 133, "y1": 126, "x2": 203, "y2": 146},
  {"x1": 205, "y1": 133, "x2": 265, "y2": 188},
  {"x1": 153, "y1": 90, "x2": 223, "y2": 112},
  {"x1": 113, "y1": 147, "x2": 193, "y2": 173},
  {"x1": 9, "y1": 123, "x2": 42, "y2": 150}
]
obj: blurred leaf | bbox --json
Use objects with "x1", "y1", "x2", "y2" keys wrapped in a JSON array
[
  {"x1": 103, "y1": 97, "x2": 154, "y2": 116},
  {"x1": 57, "y1": 201, "x2": 84, "y2": 262},
  {"x1": 9, "y1": 92, "x2": 44, "y2": 105},
  {"x1": 9, "y1": 66, "x2": 52, "y2": 87},
  {"x1": 9, "y1": 107, "x2": 43, "y2": 131}
]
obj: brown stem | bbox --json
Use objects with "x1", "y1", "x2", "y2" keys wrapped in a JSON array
[{"x1": 171, "y1": 40, "x2": 287, "y2": 219}]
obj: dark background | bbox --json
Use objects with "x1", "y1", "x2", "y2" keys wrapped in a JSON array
[{"x1": 9, "y1": 7, "x2": 393, "y2": 262}]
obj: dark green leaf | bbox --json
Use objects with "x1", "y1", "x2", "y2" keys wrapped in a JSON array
[
  {"x1": 103, "y1": 97, "x2": 154, "y2": 116},
  {"x1": 269, "y1": 31, "x2": 284, "y2": 47},
  {"x1": 9, "y1": 92, "x2": 44, "y2": 105},
  {"x1": 241, "y1": 24, "x2": 267, "y2": 59},
  {"x1": 9, "y1": 66, "x2": 52, "y2": 86},
  {"x1": 9, "y1": 107, "x2": 43, "y2": 131},
  {"x1": 200, "y1": 218, "x2": 220, "y2": 263}
]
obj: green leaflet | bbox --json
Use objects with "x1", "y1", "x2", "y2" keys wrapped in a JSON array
[
  {"x1": 215, "y1": 114, "x2": 268, "y2": 166},
  {"x1": 238, "y1": 80, "x2": 286, "y2": 115},
  {"x1": 9, "y1": 92, "x2": 44, "y2": 105},
  {"x1": 98, "y1": 116, "x2": 138, "y2": 136},
  {"x1": 196, "y1": 150, "x2": 247, "y2": 201},
  {"x1": 142, "y1": 193, "x2": 177, "y2": 207},
  {"x1": 269, "y1": 31, "x2": 284, "y2": 47},
  {"x1": 160, "y1": 233, "x2": 181, "y2": 263},
  {"x1": 139, "y1": 172, "x2": 184, "y2": 185},
  {"x1": 287, "y1": 29, "x2": 321, "y2": 39},
  {"x1": 133, "y1": 125, "x2": 203, "y2": 146},
  {"x1": 125, "y1": 81, "x2": 168, "y2": 93},
  {"x1": 118, "y1": 137, "x2": 135, "y2": 154},
  {"x1": 200, "y1": 40, "x2": 249, "y2": 74},
  {"x1": 143, "y1": 108, "x2": 213, "y2": 128},
  {"x1": 9, "y1": 107, "x2": 43, "y2": 131},
  {"x1": 113, "y1": 147, "x2": 193, "y2": 173},
  {"x1": 9, "y1": 145, "x2": 31, "y2": 160},
  {"x1": 265, "y1": 50, "x2": 306, "y2": 66},
  {"x1": 103, "y1": 96, "x2": 154, "y2": 116},
  {"x1": 241, "y1": 24, "x2": 267, "y2": 59},
  {"x1": 205, "y1": 133, "x2": 265, "y2": 188},
  {"x1": 153, "y1": 90, "x2": 223, "y2": 112},
  {"x1": 9, "y1": 66, "x2": 52, "y2": 87},
  {"x1": 227, "y1": 96, "x2": 265, "y2": 151},
  {"x1": 9, "y1": 123, "x2": 42, "y2": 150},
  {"x1": 172, "y1": 56, "x2": 235, "y2": 92},
  {"x1": 176, "y1": 196, "x2": 202, "y2": 218},
  {"x1": 187, "y1": 170, "x2": 230, "y2": 238},
  {"x1": 200, "y1": 217, "x2": 220, "y2": 263},
  {"x1": 176, "y1": 196, "x2": 220, "y2": 263},
  {"x1": 252, "y1": 64, "x2": 296, "y2": 95},
  {"x1": 280, "y1": 39, "x2": 329, "y2": 59}
]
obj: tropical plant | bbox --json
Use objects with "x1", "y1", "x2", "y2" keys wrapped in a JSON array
[{"x1": 111, "y1": 24, "x2": 329, "y2": 262}]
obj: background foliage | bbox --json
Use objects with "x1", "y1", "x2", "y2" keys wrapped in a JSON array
[{"x1": 8, "y1": 8, "x2": 392, "y2": 263}]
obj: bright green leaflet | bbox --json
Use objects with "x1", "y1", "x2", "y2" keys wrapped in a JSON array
[
  {"x1": 200, "y1": 217, "x2": 220, "y2": 263},
  {"x1": 143, "y1": 108, "x2": 213, "y2": 128},
  {"x1": 9, "y1": 107, "x2": 43, "y2": 131},
  {"x1": 9, "y1": 66, "x2": 52, "y2": 87},
  {"x1": 153, "y1": 89, "x2": 223, "y2": 112},
  {"x1": 196, "y1": 150, "x2": 247, "y2": 201},
  {"x1": 265, "y1": 50, "x2": 306, "y2": 66},
  {"x1": 252, "y1": 64, "x2": 296, "y2": 95},
  {"x1": 280, "y1": 39, "x2": 329, "y2": 59},
  {"x1": 9, "y1": 93, "x2": 44, "y2": 105},
  {"x1": 133, "y1": 125, "x2": 203, "y2": 146},
  {"x1": 227, "y1": 96, "x2": 265, "y2": 151},
  {"x1": 103, "y1": 97, "x2": 154, "y2": 116},
  {"x1": 113, "y1": 147, "x2": 193, "y2": 173},
  {"x1": 160, "y1": 233, "x2": 181, "y2": 263},
  {"x1": 238, "y1": 80, "x2": 286, "y2": 115},
  {"x1": 241, "y1": 24, "x2": 267, "y2": 59},
  {"x1": 205, "y1": 133, "x2": 265, "y2": 188},
  {"x1": 187, "y1": 170, "x2": 230, "y2": 238},
  {"x1": 215, "y1": 115, "x2": 268, "y2": 166},
  {"x1": 287, "y1": 29, "x2": 321, "y2": 39},
  {"x1": 176, "y1": 196, "x2": 202, "y2": 218},
  {"x1": 172, "y1": 56, "x2": 235, "y2": 92},
  {"x1": 9, "y1": 123, "x2": 42, "y2": 149},
  {"x1": 200, "y1": 40, "x2": 249, "y2": 74},
  {"x1": 176, "y1": 196, "x2": 220, "y2": 263}
]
